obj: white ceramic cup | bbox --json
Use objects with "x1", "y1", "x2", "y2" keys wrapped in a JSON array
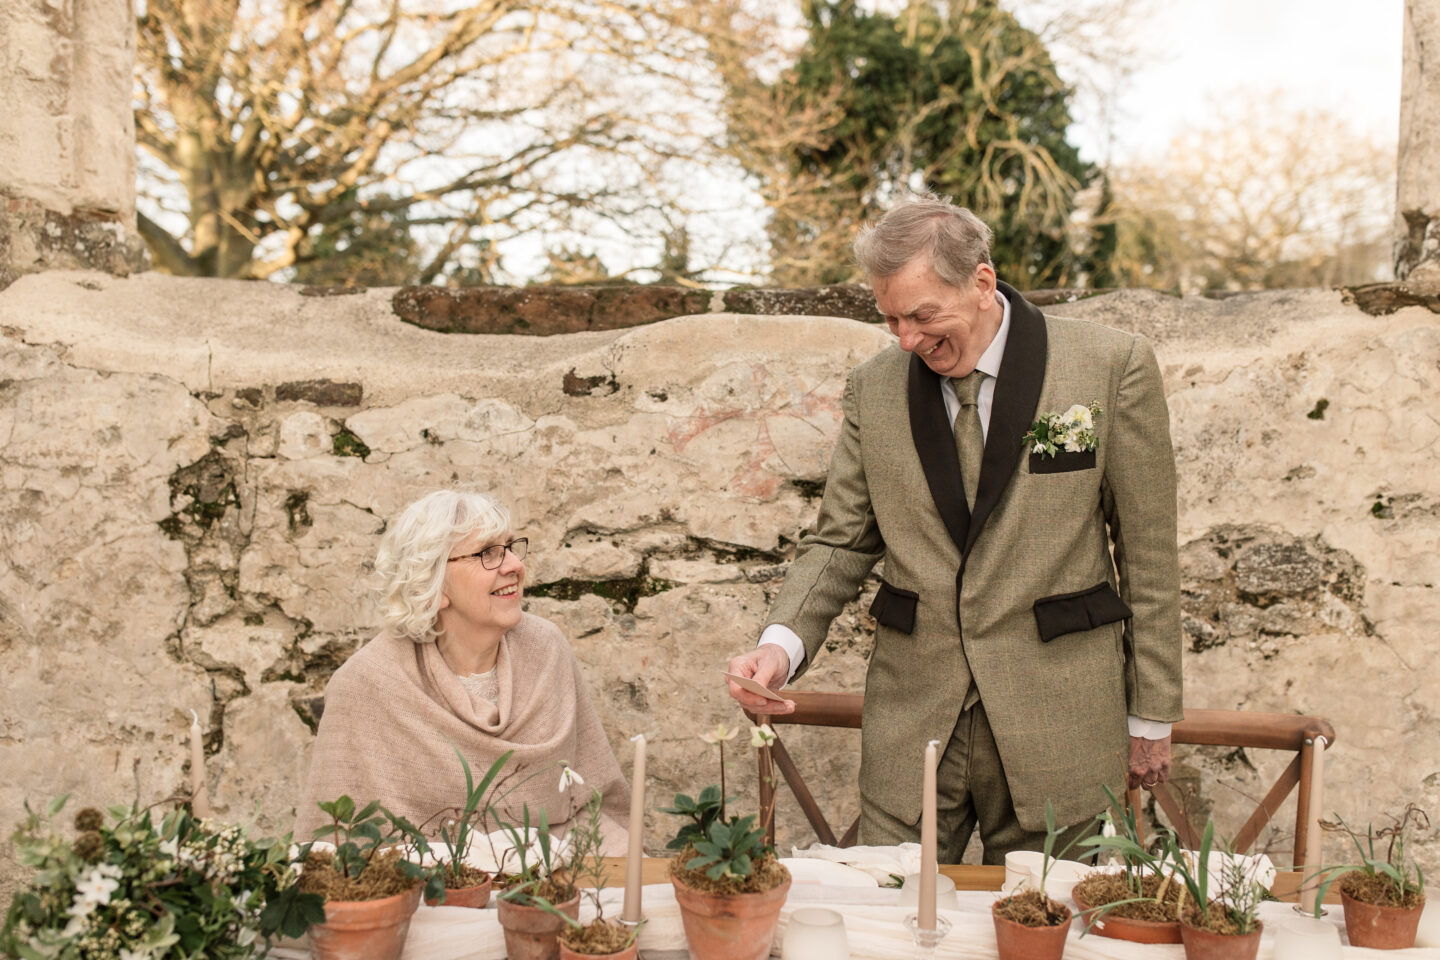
[
  {"x1": 1036, "y1": 859, "x2": 1089, "y2": 902},
  {"x1": 781, "y1": 906, "x2": 850, "y2": 960},
  {"x1": 1004, "y1": 850, "x2": 1045, "y2": 892},
  {"x1": 1272, "y1": 916, "x2": 1343, "y2": 960},
  {"x1": 897, "y1": 872, "x2": 959, "y2": 910}
]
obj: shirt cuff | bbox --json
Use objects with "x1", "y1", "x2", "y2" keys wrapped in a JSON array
[
  {"x1": 758, "y1": 624, "x2": 805, "y2": 684},
  {"x1": 1128, "y1": 716, "x2": 1173, "y2": 739}
]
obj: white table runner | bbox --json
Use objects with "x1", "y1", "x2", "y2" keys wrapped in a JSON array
[{"x1": 267, "y1": 884, "x2": 1440, "y2": 959}]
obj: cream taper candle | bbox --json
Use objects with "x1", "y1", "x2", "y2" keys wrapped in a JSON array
[
  {"x1": 622, "y1": 733, "x2": 647, "y2": 922},
  {"x1": 918, "y1": 738, "x2": 940, "y2": 930}
]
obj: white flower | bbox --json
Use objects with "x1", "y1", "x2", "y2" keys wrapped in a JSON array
[
  {"x1": 558, "y1": 764, "x2": 584, "y2": 792},
  {"x1": 1063, "y1": 436, "x2": 1085, "y2": 453},
  {"x1": 699, "y1": 723, "x2": 740, "y2": 745},
  {"x1": 76, "y1": 867, "x2": 121, "y2": 906},
  {"x1": 749, "y1": 724, "x2": 777, "y2": 748},
  {"x1": 1062, "y1": 404, "x2": 1094, "y2": 429},
  {"x1": 1032, "y1": 441, "x2": 1046, "y2": 454},
  {"x1": 120, "y1": 949, "x2": 149, "y2": 960}
]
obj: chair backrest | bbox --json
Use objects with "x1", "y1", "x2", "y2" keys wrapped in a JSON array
[{"x1": 746, "y1": 693, "x2": 1335, "y2": 868}]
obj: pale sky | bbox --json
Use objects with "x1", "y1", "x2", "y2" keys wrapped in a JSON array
[{"x1": 1063, "y1": 0, "x2": 1404, "y2": 164}]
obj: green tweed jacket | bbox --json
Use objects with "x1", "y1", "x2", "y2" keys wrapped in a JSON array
[{"x1": 766, "y1": 282, "x2": 1183, "y2": 831}]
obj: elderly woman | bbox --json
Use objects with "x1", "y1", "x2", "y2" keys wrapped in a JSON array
[{"x1": 295, "y1": 490, "x2": 629, "y2": 852}]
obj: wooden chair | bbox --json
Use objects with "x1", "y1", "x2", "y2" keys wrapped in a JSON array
[{"x1": 745, "y1": 692, "x2": 1336, "y2": 868}]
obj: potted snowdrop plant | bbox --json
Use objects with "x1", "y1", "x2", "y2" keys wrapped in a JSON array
[
  {"x1": 661, "y1": 722, "x2": 790, "y2": 960},
  {"x1": 419, "y1": 747, "x2": 513, "y2": 908},
  {"x1": 493, "y1": 763, "x2": 588, "y2": 960}
]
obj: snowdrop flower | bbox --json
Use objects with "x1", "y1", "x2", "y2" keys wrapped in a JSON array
[
  {"x1": 558, "y1": 764, "x2": 584, "y2": 792},
  {"x1": 749, "y1": 724, "x2": 777, "y2": 748},
  {"x1": 699, "y1": 723, "x2": 740, "y2": 745}
]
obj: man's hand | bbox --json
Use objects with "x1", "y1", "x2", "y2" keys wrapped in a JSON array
[
  {"x1": 1128, "y1": 735, "x2": 1171, "y2": 790},
  {"x1": 725, "y1": 646, "x2": 796, "y2": 716}
]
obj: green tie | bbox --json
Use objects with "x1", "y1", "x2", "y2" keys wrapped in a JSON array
[{"x1": 951, "y1": 371, "x2": 985, "y2": 512}]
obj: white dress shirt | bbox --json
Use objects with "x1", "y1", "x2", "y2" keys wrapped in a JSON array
[{"x1": 758, "y1": 293, "x2": 1170, "y2": 739}]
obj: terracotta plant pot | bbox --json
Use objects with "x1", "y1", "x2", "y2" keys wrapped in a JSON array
[
  {"x1": 308, "y1": 886, "x2": 421, "y2": 960},
  {"x1": 1072, "y1": 890, "x2": 1181, "y2": 944},
  {"x1": 424, "y1": 875, "x2": 492, "y2": 908},
  {"x1": 992, "y1": 900, "x2": 1072, "y2": 960},
  {"x1": 1179, "y1": 919, "x2": 1262, "y2": 960},
  {"x1": 1340, "y1": 888, "x2": 1424, "y2": 949},
  {"x1": 670, "y1": 872, "x2": 792, "y2": 960},
  {"x1": 496, "y1": 893, "x2": 581, "y2": 960},
  {"x1": 558, "y1": 941, "x2": 639, "y2": 960}
]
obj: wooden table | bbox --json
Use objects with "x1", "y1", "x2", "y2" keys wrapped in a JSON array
[{"x1": 594, "y1": 859, "x2": 1334, "y2": 903}]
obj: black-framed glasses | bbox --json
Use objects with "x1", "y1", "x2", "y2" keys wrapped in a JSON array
[{"x1": 447, "y1": 537, "x2": 528, "y2": 569}]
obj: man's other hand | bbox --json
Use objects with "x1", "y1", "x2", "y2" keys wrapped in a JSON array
[
  {"x1": 725, "y1": 646, "x2": 796, "y2": 716},
  {"x1": 1128, "y1": 735, "x2": 1172, "y2": 790}
]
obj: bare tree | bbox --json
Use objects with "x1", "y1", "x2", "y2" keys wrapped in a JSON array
[
  {"x1": 134, "y1": 0, "x2": 707, "y2": 282},
  {"x1": 1106, "y1": 98, "x2": 1395, "y2": 293}
]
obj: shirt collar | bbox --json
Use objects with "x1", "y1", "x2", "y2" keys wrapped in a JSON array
[{"x1": 946, "y1": 292, "x2": 1010, "y2": 384}]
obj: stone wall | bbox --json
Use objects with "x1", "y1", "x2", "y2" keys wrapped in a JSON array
[
  {"x1": 2, "y1": 274, "x2": 1438, "y2": 901},
  {"x1": 0, "y1": 0, "x2": 146, "y2": 288}
]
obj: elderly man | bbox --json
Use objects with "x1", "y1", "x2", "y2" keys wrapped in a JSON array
[{"x1": 727, "y1": 194, "x2": 1182, "y2": 863}]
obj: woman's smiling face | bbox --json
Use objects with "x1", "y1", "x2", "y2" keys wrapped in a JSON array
[{"x1": 438, "y1": 531, "x2": 526, "y2": 637}]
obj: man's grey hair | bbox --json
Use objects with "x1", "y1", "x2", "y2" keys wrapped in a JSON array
[{"x1": 853, "y1": 192, "x2": 994, "y2": 288}]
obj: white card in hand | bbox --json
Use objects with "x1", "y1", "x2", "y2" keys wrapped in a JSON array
[{"x1": 722, "y1": 671, "x2": 788, "y2": 702}]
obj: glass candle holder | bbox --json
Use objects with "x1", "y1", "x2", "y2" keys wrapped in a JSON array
[
  {"x1": 781, "y1": 907, "x2": 849, "y2": 960},
  {"x1": 903, "y1": 913, "x2": 952, "y2": 959},
  {"x1": 1273, "y1": 916, "x2": 1343, "y2": 960}
]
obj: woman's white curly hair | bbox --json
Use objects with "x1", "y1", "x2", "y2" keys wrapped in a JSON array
[{"x1": 374, "y1": 490, "x2": 511, "y2": 644}]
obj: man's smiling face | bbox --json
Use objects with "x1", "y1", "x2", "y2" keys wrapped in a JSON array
[{"x1": 872, "y1": 255, "x2": 1000, "y2": 379}]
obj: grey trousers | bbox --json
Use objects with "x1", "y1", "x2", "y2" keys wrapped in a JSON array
[{"x1": 858, "y1": 701, "x2": 1098, "y2": 865}]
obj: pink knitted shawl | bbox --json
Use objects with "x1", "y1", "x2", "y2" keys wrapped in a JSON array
[{"x1": 295, "y1": 613, "x2": 629, "y2": 849}]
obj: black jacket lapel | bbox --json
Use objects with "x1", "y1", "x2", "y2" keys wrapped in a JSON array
[
  {"x1": 965, "y1": 282, "x2": 1047, "y2": 555},
  {"x1": 907, "y1": 352, "x2": 968, "y2": 552}
]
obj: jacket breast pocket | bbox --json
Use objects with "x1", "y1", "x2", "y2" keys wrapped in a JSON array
[
  {"x1": 1033, "y1": 582, "x2": 1132, "y2": 643},
  {"x1": 869, "y1": 579, "x2": 919, "y2": 635},
  {"x1": 1029, "y1": 450, "x2": 1096, "y2": 474}
]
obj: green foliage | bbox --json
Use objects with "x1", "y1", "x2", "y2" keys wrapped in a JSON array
[
  {"x1": 1075, "y1": 786, "x2": 1178, "y2": 897},
  {"x1": 1158, "y1": 823, "x2": 1268, "y2": 935},
  {"x1": 754, "y1": 0, "x2": 1098, "y2": 288},
  {"x1": 2, "y1": 796, "x2": 324, "y2": 957},
  {"x1": 659, "y1": 785, "x2": 731, "y2": 852},
  {"x1": 291, "y1": 189, "x2": 424, "y2": 287},
  {"x1": 685, "y1": 815, "x2": 768, "y2": 882},
  {"x1": 1314, "y1": 807, "x2": 1428, "y2": 911},
  {"x1": 331, "y1": 428, "x2": 370, "y2": 459},
  {"x1": 433, "y1": 747, "x2": 512, "y2": 886},
  {"x1": 312, "y1": 795, "x2": 445, "y2": 903}
]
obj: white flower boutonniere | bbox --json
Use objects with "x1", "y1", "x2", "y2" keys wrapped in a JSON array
[{"x1": 1023, "y1": 401, "x2": 1101, "y2": 458}]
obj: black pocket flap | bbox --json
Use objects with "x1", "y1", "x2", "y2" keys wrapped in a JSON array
[
  {"x1": 869, "y1": 579, "x2": 919, "y2": 635},
  {"x1": 1029, "y1": 450, "x2": 1096, "y2": 474},
  {"x1": 1032, "y1": 581, "x2": 1133, "y2": 643}
]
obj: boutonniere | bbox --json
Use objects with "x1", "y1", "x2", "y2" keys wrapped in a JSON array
[{"x1": 1023, "y1": 401, "x2": 1101, "y2": 458}]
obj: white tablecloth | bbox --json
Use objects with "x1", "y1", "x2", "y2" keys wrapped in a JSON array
[{"x1": 267, "y1": 884, "x2": 1440, "y2": 959}]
